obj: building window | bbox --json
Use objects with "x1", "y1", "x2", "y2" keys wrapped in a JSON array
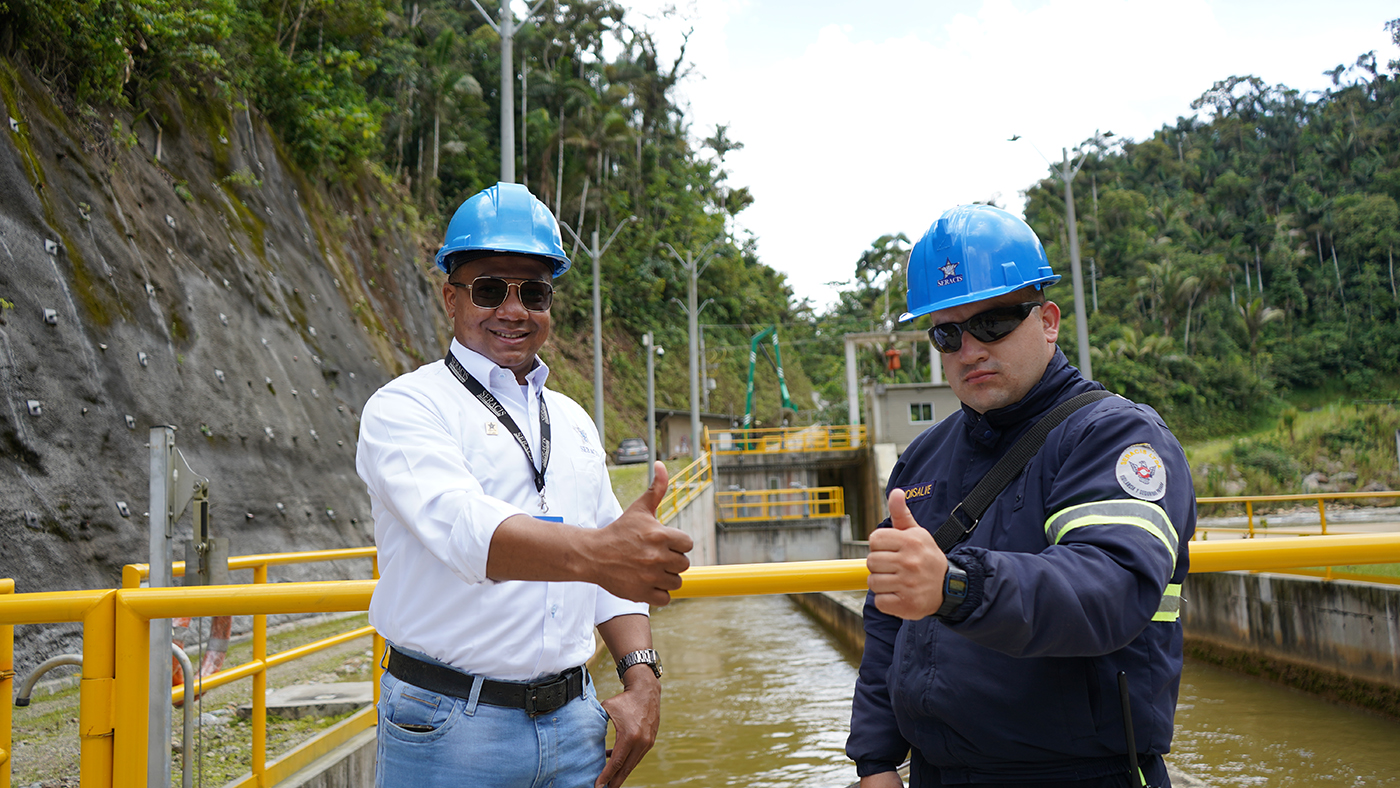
[{"x1": 910, "y1": 403, "x2": 933, "y2": 423}]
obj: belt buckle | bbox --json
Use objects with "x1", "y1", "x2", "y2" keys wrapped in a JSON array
[{"x1": 525, "y1": 675, "x2": 567, "y2": 716}]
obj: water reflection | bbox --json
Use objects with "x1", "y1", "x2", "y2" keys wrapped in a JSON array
[
  {"x1": 598, "y1": 594, "x2": 1400, "y2": 787},
  {"x1": 596, "y1": 595, "x2": 860, "y2": 788},
  {"x1": 1172, "y1": 660, "x2": 1400, "y2": 786}
]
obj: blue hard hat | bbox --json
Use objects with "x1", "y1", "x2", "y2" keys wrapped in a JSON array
[
  {"x1": 435, "y1": 182, "x2": 571, "y2": 277},
  {"x1": 900, "y1": 204, "x2": 1060, "y2": 322}
]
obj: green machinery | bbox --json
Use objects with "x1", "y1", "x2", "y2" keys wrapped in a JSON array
[{"x1": 742, "y1": 326, "x2": 797, "y2": 429}]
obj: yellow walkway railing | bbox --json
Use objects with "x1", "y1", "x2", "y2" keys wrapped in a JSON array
[
  {"x1": 657, "y1": 452, "x2": 712, "y2": 523},
  {"x1": 1195, "y1": 490, "x2": 1400, "y2": 538},
  {"x1": 6, "y1": 529, "x2": 1400, "y2": 786},
  {"x1": 709, "y1": 424, "x2": 865, "y2": 455},
  {"x1": 716, "y1": 487, "x2": 845, "y2": 522}
]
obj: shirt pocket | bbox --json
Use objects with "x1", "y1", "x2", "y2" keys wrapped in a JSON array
[{"x1": 571, "y1": 456, "x2": 605, "y2": 526}]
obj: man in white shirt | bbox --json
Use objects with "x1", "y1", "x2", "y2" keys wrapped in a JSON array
[{"x1": 357, "y1": 182, "x2": 693, "y2": 788}]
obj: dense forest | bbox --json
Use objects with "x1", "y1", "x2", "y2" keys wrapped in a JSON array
[
  {"x1": 829, "y1": 20, "x2": 1400, "y2": 444},
  {"x1": 3, "y1": 1, "x2": 1399, "y2": 445},
  {"x1": 0, "y1": 0, "x2": 814, "y2": 438}
]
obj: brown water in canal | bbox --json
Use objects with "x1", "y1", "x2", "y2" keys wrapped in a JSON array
[{"x1": 595, "y1": 594, "x2": 1400, "y2": 787}]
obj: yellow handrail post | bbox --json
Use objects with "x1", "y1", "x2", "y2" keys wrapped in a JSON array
[
  {"x1": 1246, "y1": 500, "x2": 1255, "y2": 538},
  {"x1": 80, "y1": 592, "x2": 116, "y2": 788},
  {"x1": 1, "y1": 579, "x2": 13, "y2": 788},
  {"x1": 253, "y1": 564, "x2": 268, "y2": 787},
  {"x1": 113, "y1": 592, "x2": 150, "y2": 785},
  {"x1": 372, "y1": 556, "x2": 384, "y2": 707},
  {"x1": 1318, "y1": 497, "x2": 1328, "y2": 535}
]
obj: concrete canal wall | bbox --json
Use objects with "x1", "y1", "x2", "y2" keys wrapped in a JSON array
[{"x1": 1181, "y1": 571, "x2": 1400, "y2": 717}]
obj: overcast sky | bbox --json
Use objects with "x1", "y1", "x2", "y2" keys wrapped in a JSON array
[{"x1": 600, "y1": 0, "x2": 1398, "y2": 310}]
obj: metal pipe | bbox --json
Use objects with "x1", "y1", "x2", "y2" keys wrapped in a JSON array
[
  {"x1": 13, "y1": 654, "x2": 82, "y2": 707},
  {"x1": 170, "y1": 646, "x2": 193, "y2": 788}
]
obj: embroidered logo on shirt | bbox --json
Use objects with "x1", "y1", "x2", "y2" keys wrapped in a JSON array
[
  {"x1": 937, "y1": 258, "x2": 964, "y2": 287},
  {"x1": 484, "y1": 421, "x2": 499, "y2": 436},
  {"x1": 1116, "y1": 444, "x2": 1167, "y2": 501},
  {"x1": 575, "y1": 425, "x2": 591, "y2": 444},
  {"x1": 901, "y1": 481, "x2": 937, "y2": 501}
]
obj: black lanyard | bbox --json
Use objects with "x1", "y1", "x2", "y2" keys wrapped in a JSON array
[{"x1": 445, "y1": 352, "x2": 552, "y2": 513}]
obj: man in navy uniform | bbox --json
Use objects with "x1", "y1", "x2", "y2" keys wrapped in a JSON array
[{"x1": 848, "y1": 205, "x2": 1194, "y2": 787}]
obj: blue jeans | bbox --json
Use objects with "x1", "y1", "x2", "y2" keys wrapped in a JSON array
[{"x1": 375, "y1": 667, "x2": 609, "y2": 788}]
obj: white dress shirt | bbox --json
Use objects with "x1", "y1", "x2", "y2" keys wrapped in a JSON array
[{"x1": 358, "y1": 339, "x2": 646, "y2": 681}]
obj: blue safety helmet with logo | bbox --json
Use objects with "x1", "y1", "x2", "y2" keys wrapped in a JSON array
[
  {"x1": 435, "y1": 182, "x2": 572, "y2": 277},
  {"x1": 900, "y1": 204, "x2": 1060, "y2": 322}
]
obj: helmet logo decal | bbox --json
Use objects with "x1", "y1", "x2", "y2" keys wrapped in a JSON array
[
  {"x1": 1115, "y1": 444, "x2": 1167, "y2": 501},
  {"x1": 938, "y1": 258, "x2": 964, "y2": 287}
]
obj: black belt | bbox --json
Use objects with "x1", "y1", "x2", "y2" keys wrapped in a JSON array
[{"x1": 386, "y1": 648, "x2": 585, "y2": 716}]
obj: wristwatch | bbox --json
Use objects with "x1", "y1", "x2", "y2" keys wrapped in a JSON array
[
  {"x1": 616, "y1": 648, "x2": 663, "y2": 681},
  {"x1": 935, "y1": 559, "x2": 968, "y2": 619}
]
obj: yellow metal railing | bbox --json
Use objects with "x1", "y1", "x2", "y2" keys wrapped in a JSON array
[
  {"x1": 716, "y1": 487, "x2": 845, "y2": 522},
  {"x1": 7, "y1": 530, "x2": 1400, "y2": 786},
  {"x1": 709, "y1": 424, "x2": 866, "y2": 455},
  {"x1": 120, "y1": 547, "x2": 384, "y2": 788},
  {"x1": 1194, "y1": 490, "x2": 1400, "y2": 538},
  {"x1": 657, "y1": 452, "x2": 712, "y2": 523}
]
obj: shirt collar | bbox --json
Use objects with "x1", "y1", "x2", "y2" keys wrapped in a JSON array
[{"x1": 448, "y1": 339, "x2": 551, "y2": 398}]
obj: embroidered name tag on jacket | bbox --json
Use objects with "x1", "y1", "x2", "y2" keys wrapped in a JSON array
[
  {"x1": 484, "y1": 421, "x2": 499, "y2": 436},
  {"x1": 902, "y1": 482, "x2": 937, "y2": 501},
  {"x1": 1116, "y1": 444, "x2": 1167, "y2": 501}
]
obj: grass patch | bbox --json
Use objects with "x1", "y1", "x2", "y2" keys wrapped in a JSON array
[{"x1": 608, "y1": 458, "x2": 692, "y2": 509}]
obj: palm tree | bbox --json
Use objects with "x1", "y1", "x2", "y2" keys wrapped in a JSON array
[{"x1": 1238, "y1": 297, "x2": 1284, "y2": 374}]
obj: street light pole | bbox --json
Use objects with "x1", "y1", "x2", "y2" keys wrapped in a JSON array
[
  {"x1": 1061, "y1": 147, "x2": 1093, "y2": 381},
  {"x1": 468, "y1": 0, "x2": 550, "y2": 183},
  {"x1": 664, "y1": 239, "x2": 721, "y2": 461},
  {"x1": 560, "y1": 216, "x2": 635, "y2": 444},
  {"x1": 643, "y1": 332, "x2": 662, "y2": 485}
]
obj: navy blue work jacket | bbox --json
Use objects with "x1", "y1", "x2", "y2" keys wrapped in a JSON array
[{"x1": 848, "y1": 349, "x2": 1195, "y2": 784}]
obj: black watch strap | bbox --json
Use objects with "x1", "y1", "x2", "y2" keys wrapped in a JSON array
[{"x1": 936, "y1": 559, "x2": 969, "y2": 618}]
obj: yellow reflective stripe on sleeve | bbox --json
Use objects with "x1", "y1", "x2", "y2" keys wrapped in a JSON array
[
  {"x1": 1153, "y1": 583, "x2": 1182, "y2": 622},
  {"x1": 1043, "y1": 500, "x2": 1178, "y2": 570}
]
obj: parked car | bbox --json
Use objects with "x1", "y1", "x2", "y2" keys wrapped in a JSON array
[{"x1": 614, "y1": 438, "x2": 649, "y2": 465}]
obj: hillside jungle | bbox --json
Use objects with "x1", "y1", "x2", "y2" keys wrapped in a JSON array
[{"x1": 3, "y1": 1, "x2": 1399, "y2": 500}]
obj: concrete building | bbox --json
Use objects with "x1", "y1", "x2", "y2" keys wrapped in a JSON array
[
  {"x1": 654, "y1": 408, "x2": 739, "y2": 459},
  {"x1": 862, "y1": 381, "x2": 962, "y2": 456}
]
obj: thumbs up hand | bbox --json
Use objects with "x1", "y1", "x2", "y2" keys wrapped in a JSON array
[
  {"x1": 867, "y1": 488, "x2": 948, "y2": 620},
  {"x1": 592, "y1": 461, "x2": 694, "y2": 607}
]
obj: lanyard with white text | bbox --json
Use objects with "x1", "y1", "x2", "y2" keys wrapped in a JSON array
[{"x1": 445, "y1": 352, "x2": 552, "y2": 513}]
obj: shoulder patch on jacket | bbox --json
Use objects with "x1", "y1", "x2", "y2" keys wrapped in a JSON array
[{"x1": 1116, "y1": 443, "x2": 1167, "y2": 501}]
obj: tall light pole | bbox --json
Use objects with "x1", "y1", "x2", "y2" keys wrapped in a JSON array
[
  {"x1": 664, "y1": 239, "x2": 722, "y2": 460},
  {"x1": 561, "y1": 216, "x2": 636, "y2": 444},
  {"x1": 643, "y1": 332, "x2": 663, "y2": 485},
  {"x1": 1060, "y1": 146, "x2": 1093, "y2": 381},
  {"x1": 1015, "y1": 133, "x2": 1106, "y2": 380},
  {"x1": 468, "y1": 0, "x2": 550, "y2": 182}
]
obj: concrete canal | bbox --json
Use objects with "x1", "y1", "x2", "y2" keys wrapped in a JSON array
[{"x1": 595, "y1": 594, "x2": 1400, "y2": 787}]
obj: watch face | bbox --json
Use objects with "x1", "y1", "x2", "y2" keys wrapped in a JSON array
[{"x1": 947, "y1": 574, "x2": 968, "y2": 597}]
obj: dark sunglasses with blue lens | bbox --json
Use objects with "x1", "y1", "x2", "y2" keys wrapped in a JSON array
[{"x1": 928, "y1": 301, "x2": 1042, "y2": 353}]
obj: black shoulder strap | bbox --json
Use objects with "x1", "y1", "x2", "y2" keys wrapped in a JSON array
[{"x1": 931, "y1": 389, "x2": 1115, "y2": 552}]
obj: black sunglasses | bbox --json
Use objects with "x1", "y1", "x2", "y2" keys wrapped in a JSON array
[
  {"x1": 450, "y1": 276, "x2": 554, "y2": 312},
  {"x1": 928, "y1": 301, "x2": 1042, "y2": 353}
]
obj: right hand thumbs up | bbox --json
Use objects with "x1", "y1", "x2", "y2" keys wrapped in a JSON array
[
  {"x1": 868, "y1": 487, "x2": 947, "y2": 620},
  {"x1": 593, "y1": 462, "x2": 693, "y2": 606}
]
